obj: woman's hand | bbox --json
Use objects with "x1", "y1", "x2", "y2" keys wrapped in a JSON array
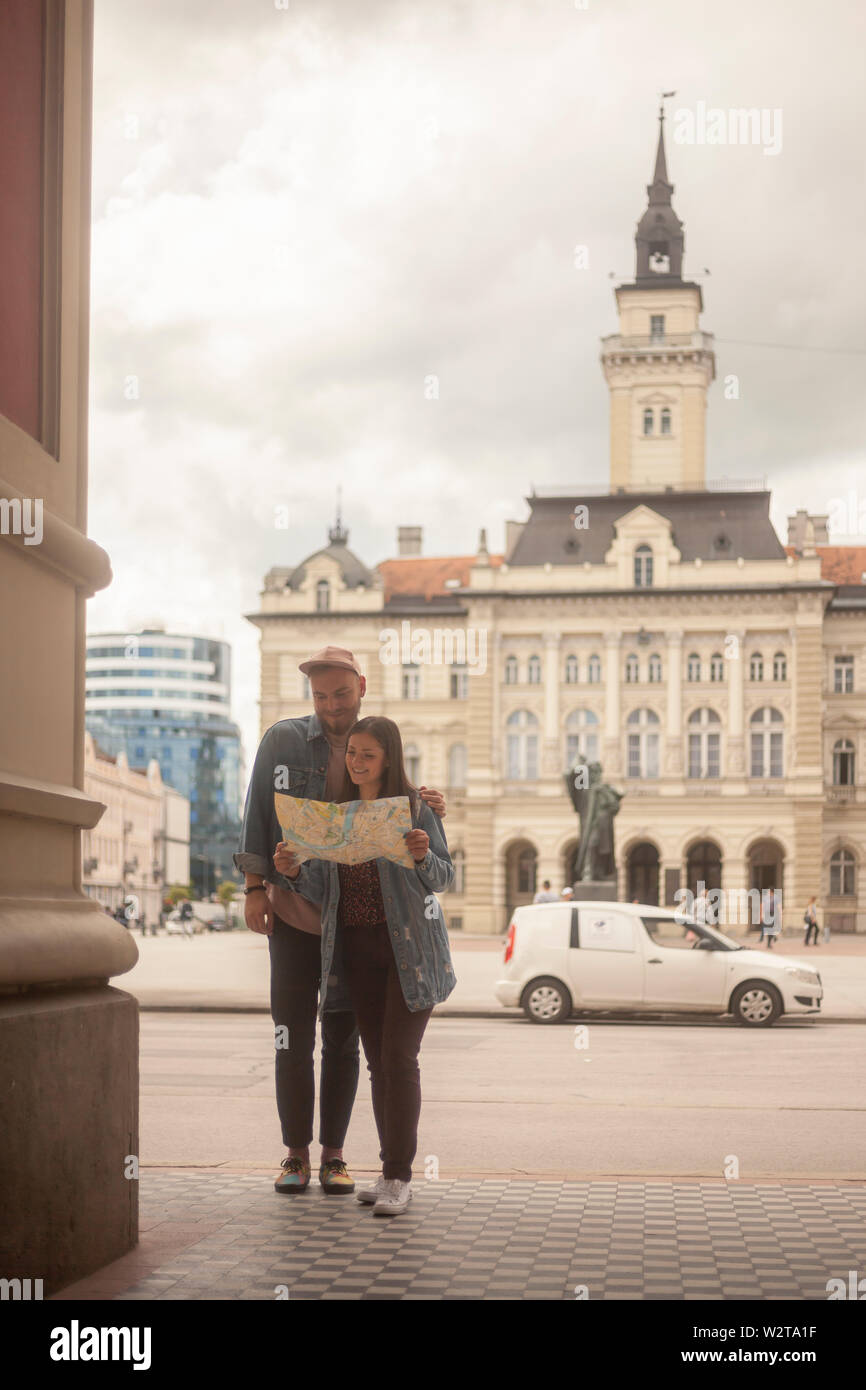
[
  {"x1": 405, "y1": 829, "x2": 429, "y2": 862},
  {"x1": 274, "y1": 841, "x2": 301, "y2": 878},
  {"x1": 419, "y1": 786, "x2": 446, "y2": 818}
]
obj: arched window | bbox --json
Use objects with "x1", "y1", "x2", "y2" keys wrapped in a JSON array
[
  {"x1": 750, "y1": 652, "x2": 764, "y2": 681},
  {"x1": 625, "y1": 653, "x2": 639, "y2": 684},
  {"x1": 688, "y1": 708, "x2": 721, "y2": 779},
  {"x1": 643, "y1": 408, "x2": 654, "y2": 436},
  {"x1": 660, "y1": 407, "x2": 671, "y2": 435},
  {"x1": 710, "y1": 652, "x2": 724, "y2": 682},
  {"x1": 527, "y1": 654, "x2": 541, "y2": 685},
  {"x1": 565, "y1": 654, "x2": 579, "y2": 684},
  {"x1": 833, "y1": 739, "x2": 855, "y2": 786},
  {"x1": 686, "y1": 652, "x2": 701, "y2": 682},
  {"x1": 648, "y1": 653, "x2": 662, "y2": 683},
  {"x1": 773, "y1": 651, "x2": 787, "y2": 682},
  {"x1": 504, "y1": 655, "x2": 518, "y2": 685},
  {"x1": 565, "y1": 709, "x2": 600, "y2": 767},
  {"x1": 587, "y1": 653, "x2": 601, "y2": 684},
  {"x1": 634, "y1": 545, "x2": 653, "y2": 588},
  {"x1": 626, "y1": 708, "x2": 660, "y2": 779},
  {"x1": 404, "y1": 743, "x2": 421, "y2": 783},
  {"x1": 452, "y1": 848, "x2": 465, "y2": 896},
  {"x1": 505, "y1": 710, "x2": 539, "y2": 781},
  {"x1": 829, "y1": 848, "x2": 856, "y2": 897},
  {"x1": 316, "y1": 579, "x2": 330, "y2": 612},
  {"x1": 448, "y1": 743, "x2": 467, "y2": 788},
  {"x1": 750, "y1": 707, "x2": 783, "y2": 778}
]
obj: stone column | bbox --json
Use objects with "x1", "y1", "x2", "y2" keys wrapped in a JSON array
[
  {"x1": 603, "y1": 631, "x2": 621, "y2": 775},
  {"x1": 542, "y1": 633, "x2": 560, "y2": 774},
  {"x1": 462, "y1": 601, "x2": 498, "y2": 933},
  {"x1": 665, "y1": 631, "x2": 683, "y2": 775},
  {"x1": 0, "y1": 0, "x2": 139, "y2": 1294}
]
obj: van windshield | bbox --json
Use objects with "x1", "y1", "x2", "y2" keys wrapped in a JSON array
[{"x1": 640, "y1": 916, "x2": 743, "y2": 952}]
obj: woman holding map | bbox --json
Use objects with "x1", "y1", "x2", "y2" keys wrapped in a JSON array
[{"x1": 274, "y1": 715, "x2": 456, "y2": 1217}]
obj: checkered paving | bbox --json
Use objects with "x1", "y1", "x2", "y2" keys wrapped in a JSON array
[{"x1": 111, "y1": 1171, "x2": 866, "y2": 1301}]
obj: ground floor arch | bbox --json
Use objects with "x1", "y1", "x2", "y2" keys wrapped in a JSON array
[{"x1": 626, "y1": 841, "x2": 660, "y2": 905}]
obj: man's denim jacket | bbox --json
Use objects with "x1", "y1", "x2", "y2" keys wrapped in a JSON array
[{"x1": 234, "y1": 713, "x2": 456, "y2": 1014}]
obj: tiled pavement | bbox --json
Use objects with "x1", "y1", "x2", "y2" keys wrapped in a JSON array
[{"x1": 54, "y1": 1170, "x2": 866, "y2": 1301}]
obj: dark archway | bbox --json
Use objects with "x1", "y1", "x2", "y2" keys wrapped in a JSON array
[
  {"x1": 686, "y1": 840, "x2": 722, "y2": 896},
  {"x1": 627, "y1": 842, "x2": 660, "y2": 905}
]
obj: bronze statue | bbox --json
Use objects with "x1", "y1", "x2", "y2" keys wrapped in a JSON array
[{"x1": 564, "y1": 759, "x2": 623, "y2": 882}]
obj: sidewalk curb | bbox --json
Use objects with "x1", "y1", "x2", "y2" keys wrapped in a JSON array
[{"x1": 134, "y1": 1003, "x2": 866, "y2": 1023}]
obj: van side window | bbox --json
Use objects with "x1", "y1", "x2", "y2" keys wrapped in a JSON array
[
  {"x1": 641, "y1": 916, "x2": 700, "y2": 951},
  {"x1": 576, "y1": 910, "x2": 635, "y2": 952}
]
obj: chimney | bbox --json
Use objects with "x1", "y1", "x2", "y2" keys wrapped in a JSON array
[
  {"x1": 397, "y1": 526, "x2": 422, "y2": 557},
  {"x1": 787, "y1": 509, "x2": 829, "y2": 552}
]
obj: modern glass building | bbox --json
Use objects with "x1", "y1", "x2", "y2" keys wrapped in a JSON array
[{"x1": 85, "y1": 628, "x2": 244, "y2": 896}]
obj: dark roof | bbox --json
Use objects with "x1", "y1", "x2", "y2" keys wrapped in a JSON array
[
  {"x1": 286, "y1": 538, "x2": 375, "y2": 592},
  {"x1": 506, "y1": 490, "x2": 787, "y2": 568}
]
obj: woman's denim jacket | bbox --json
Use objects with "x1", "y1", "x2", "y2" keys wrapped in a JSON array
[{"x1": 279, "y1": 796, "x2": 457, "y2": 1016}]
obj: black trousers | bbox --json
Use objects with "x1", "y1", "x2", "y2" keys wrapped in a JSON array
[
  {"x1": 268, "y1": 914, "x2": 359, "y2": 1150},
  {"x1": 342, "y1": 918, "x2": 433, "y2": 1182}
]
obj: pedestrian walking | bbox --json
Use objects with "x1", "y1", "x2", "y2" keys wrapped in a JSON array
[
  {"x1": 533, "y1": 880, "x2": 558, "y2": 904},
  {"x1": 180, "y1": 900, "x2": 194, "y2": 938},
  {"x1": 275, "y1": 714, "x2": 455, "y2": 1217},
  {"x1": 759, "y1": 888, "x2": 779, "y2": 948},
  {"x1": 803, "y1": 896, "x2": 819, "y2": 947},
  {"x1": 235, "y1": 647, "x2": 447, "y2": 1201}
]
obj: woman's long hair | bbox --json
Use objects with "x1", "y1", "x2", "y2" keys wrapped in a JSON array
[{"x1": 336, "y1": 716, "x2": 420, "y2": 818}]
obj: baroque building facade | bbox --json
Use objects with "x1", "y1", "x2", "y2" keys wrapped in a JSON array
[{"x1": 245, "y1": 114, "x2": 866, "y2": 936}]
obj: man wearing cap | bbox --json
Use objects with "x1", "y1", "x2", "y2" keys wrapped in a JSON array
[{"x1": 234, "y1": 646, "x2": 446, "y2": 1196}]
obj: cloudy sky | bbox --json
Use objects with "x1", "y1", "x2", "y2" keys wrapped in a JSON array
[{"x1": 87, "y1": 0, "x2": 866, "y2": 774}]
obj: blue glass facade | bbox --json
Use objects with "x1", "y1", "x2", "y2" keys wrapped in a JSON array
[{"x1": 85, "y1": 632, "x2": 244, "y2": 895}]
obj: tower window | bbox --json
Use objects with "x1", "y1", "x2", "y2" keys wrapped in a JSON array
[
  {"x1": 660, "y1": 407, "x2": 671, "y2": 435},
  {"x1": 643, "y1": 408, "x2": 654, "y2": 436},
  {"x1": 650, "y1": 315, "x2": 665, "y2": 341}
]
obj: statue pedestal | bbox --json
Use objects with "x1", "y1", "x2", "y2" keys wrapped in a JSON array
[{"x1": 571, "y1": 881, "x2": 618, "y2": 902}]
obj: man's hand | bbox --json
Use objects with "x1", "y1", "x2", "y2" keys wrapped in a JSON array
[
  {"x1": 244, "y1": 889, "x2": 272, "y2": 937},
  {"x1": 274, "y1": 841, "x2": 301, "y2": 878},
  {"x1": 405, "y1": 829, "x2": 430, "y2": 862},
  {"x1": 419, "y1": 785, "x2": 446, "y2": 818}
]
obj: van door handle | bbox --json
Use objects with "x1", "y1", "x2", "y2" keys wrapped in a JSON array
[{"x1": 647, "y1": 958, "x2": 663, "y2": 964}]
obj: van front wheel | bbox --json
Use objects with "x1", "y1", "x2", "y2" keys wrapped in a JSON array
[
  {"x1": 522, "y1": 977, "x2": 572, "y2": 1024},
  {"x1": 730, "y1": 981, "x2": 783, "y2": 1026}
]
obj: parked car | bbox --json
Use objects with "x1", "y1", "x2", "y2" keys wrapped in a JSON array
[
  {"x1": 164, "y1": 907, "x2": 205, "y2": 935},
  {"x1": 495, "y1": 900, "x2": 823, "y2": 1027}
]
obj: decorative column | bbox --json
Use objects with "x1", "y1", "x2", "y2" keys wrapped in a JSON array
[
  {"x1": 542, "y1": 633, "x2": 561, "y2": 774},
  {"x1": 603, "y1": 631, "x2": 621, "y2": 775},
  {"x1": 665, "y1": 630, "x2": 683, "y2": 775}
]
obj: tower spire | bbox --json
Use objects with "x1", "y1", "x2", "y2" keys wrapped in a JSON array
[
  {"x1": 635, "y1": 93, "x2": 683, "y2": 281},
  {"x1": 328, "y1": 484, "x2": 348, "y2": 545}
]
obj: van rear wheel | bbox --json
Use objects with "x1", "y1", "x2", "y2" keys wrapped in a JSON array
[{"x1": 522, "y1": 977, "x2": 572, "y2": 1024}]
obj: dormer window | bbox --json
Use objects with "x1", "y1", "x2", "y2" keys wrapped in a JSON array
[
  {"x1": 634, "y1": 545, "x2": 654, "y2": 588},
  {"x1": 316, "y1": 580, "x2": 330, "y2": 612},
  {"x1": 643, "y1": 409, "x2": 654, "y2": 436}
]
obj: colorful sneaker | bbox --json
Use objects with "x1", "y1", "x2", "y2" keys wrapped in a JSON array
[
  {"x1": 274, "y1": 1156, "x2": 311, "y2": 1193},
  {"x1": 318, "y1": 1159, "x2": 355, "y2": 1194},
  {"x1": 357, "y1": 1173, "x2": 386, "y2": 1205},
  {"x1": 373, "y1": 1178, "x2": 412, "y2": 1217}
]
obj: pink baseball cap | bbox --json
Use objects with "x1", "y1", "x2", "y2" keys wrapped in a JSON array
[{"x1": 298, "y1": 645, "x2": 364, "y2": 677}]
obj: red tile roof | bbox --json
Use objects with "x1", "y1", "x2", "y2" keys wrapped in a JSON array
[
  {"x1": 377, "y1": 554, "x2": 504, "y2": 602},
  {"x1": 785, "y1": 545, "x2": 866, "y2": 584}
]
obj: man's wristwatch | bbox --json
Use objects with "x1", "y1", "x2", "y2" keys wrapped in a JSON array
[{"x1": 244, "y1": 884, "x2": 267, "y2": 896}]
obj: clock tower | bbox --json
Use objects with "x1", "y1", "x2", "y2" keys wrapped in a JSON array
[{"x1": 601, "y1": 105, "x2": 716, "y2": 490}]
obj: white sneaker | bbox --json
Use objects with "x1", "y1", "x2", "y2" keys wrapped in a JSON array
[
  {"x1": 356, "y1": 1174, "x2": 386, "y2": 1205},
  {"x1": 372, "y1": 1178, "x2": 412, "y2": 1217}
]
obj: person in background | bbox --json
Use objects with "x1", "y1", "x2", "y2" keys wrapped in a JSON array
[
  {"x1": 759, "y1": 888, "x2": 779, "y2": 948},
  {"x1": 803, "y1": 896, "x2": 819, "y2": 947},
  {"x1": 560, "y1": 886, "x2": 574, "y2": 902},
  {"x1": 533, "y1": 880, "x2": 558, "y2": 904}
]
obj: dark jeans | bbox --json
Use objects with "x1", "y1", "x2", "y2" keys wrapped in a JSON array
[
  {"x1": 268, "y1": 914, "x2": 359, "y2": 1150},
  {"x1": 342, "y1": 918, "x2": 433, "y2": 1183},
  {"x1": 804, "y1": 922, "x2": 819, "y2": 945}
]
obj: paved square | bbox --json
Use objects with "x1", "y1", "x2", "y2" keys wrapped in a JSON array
[{"x1": 62, "y1": 1171, "x2": 866, "y2": 1301}]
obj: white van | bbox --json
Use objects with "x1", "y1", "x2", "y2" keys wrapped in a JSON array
[{"x1": 495, "y1": 901, "x2": 823, "y2": 1027}]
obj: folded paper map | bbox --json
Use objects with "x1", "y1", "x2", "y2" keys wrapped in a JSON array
[{"x1": 274, "y1": 793, "x2": 415, "y2": 869}]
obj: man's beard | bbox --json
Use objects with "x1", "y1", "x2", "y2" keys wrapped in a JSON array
[{"x1": 319, "y1": 706, "x2": 361, "y2": 735}]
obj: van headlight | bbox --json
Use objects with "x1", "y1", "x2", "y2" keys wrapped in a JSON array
[{"x1": 784, "y1": 966, "x2": 820, "y2": 985}]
